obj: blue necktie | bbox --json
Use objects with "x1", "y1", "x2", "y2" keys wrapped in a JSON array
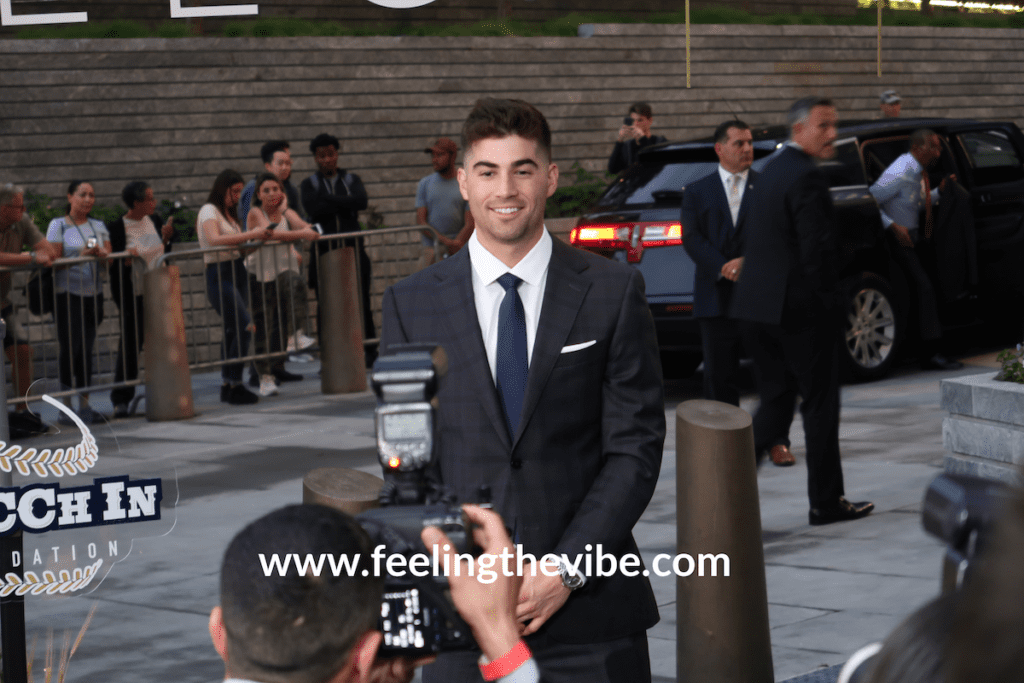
[{"x1": 496, "y1": 273, "x2": 528, "y2": 439}]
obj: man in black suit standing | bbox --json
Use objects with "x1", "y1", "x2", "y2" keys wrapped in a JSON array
[
  {"x1": 381, "y1": 98, "x2": 665, "y2": 682},
  {"x1": 731, "y1": 97, "x2": 874, "y2": 525},
  {"x1": 681, "y1": 119, "x2": 796, "y2": 466}
]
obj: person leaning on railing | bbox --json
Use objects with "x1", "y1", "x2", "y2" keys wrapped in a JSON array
[
  {"x1": 244, "y1": 171, "x2": 319, "y2": 398},
  {"x1": 0, "y1": 183, "x2": 57, "y2": 423},
  {"x1": 46, "y1": 180, "x2": 112, "y2": 425},
  {"x1": 197, "y1": 169, "x2": 272, "y2": 406},
  {"x1": 105, "y1": 180, "x2": 175, "y2": 419}
]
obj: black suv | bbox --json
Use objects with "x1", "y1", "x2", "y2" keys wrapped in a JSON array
[{"x1": 571, "y1": 118, "x2": 1024, "y2": 380}]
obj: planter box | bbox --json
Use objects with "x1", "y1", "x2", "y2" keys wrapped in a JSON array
[{"x1": 941, "y1": 373, "x2": 1024, "y2": 486}]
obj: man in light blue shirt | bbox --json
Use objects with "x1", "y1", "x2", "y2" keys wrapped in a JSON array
[
  {"x1": 416, "y1": 137, "x2": 474, "y2": 270},
  {"x1": 869, "y1": 129, "x2": 961, "y2": 370}
]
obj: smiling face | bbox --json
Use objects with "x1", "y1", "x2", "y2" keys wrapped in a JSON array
[
  {"x1": 457, "y1": 134, "x2": 558, "y2": 265},
  {"x1": 68, "y1": 182, "x2": 96, "y2": 218},
  {"x1": 257, "y1": 177, "x2": 284, "y2": 211}
]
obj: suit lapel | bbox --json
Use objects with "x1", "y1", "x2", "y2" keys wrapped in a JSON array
[
  {"x1": 434, "y1": 251, "x2": 512, "y2": 450},
  {"x1": 515, "y1": 239, "x2": 591, "y2": 448}
]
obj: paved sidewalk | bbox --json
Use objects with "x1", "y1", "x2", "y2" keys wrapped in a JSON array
[{"x1": 8, "y1": 355, "x2": 993, "y2": 682}]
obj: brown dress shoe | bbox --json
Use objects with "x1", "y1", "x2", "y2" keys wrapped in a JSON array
[{"x1": 770, "y1": 444, "x2": 796, "y2": 467}]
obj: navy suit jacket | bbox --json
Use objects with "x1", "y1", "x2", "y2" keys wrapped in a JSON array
[
  {"x1": 681, "y1": 169, "x2": 757, "y2": 318},
  {"x1": 730, "y1": 146, "x2": 839, "y2": 326},
  {"x1": 380, "y1": 236, "x2": 665, "y2": 643}
]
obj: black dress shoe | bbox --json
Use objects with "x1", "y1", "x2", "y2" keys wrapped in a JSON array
[
  {"x1": 920, "y1": 354, "x2": 963, "y2": 371},
  {"x1": 809, "y1": 497, "x2": 874, "y2": 526},
  {"x1": 221, "y1": 384, "x2": 231, "y2": 402},
  {"x1": 226, "y1": 384, "x2": 259, "y2": 405},
  {"x1": 273, "y1": 369, "x2": 303, "y2": 383}
]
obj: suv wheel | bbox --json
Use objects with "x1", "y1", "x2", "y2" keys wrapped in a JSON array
[{"x1": 842, "y1": 273, "x2": 901, "y2": 381}]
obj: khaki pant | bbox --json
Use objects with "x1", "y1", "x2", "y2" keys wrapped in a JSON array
[{"x1": 416, "y1": 242, "x2": 447, "y2": 271}]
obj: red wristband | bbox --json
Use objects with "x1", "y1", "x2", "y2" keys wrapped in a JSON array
[{"x1": 479, "y1": 640, "x2": 532, "y2": 682}]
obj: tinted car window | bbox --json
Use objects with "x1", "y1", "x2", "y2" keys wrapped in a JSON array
[
  {"x1": 596, "y1": 146, "x2": 776, "y2": 208},
  {"x1": 819, "y1": 138, "x2": 867, "y2": 187},
  {"x1": 958, "y1": 130, "x2": 1024, "y2": 184}
]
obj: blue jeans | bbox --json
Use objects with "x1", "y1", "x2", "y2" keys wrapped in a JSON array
[{"x1": 205, "y1": 259, "x2": 251, "y2": 383}]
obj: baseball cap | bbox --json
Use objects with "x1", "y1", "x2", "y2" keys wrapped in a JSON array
[
  {"x1": 880, "y1": 90, "x2": 901, "y2": 105},
  {"x1": 425, "y1": 137, "x2": 458, "y2": 155}
]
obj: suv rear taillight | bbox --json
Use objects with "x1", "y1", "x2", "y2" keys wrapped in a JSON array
[{"x1": 570, "y1": 222, "x2": 682, "y2": 262}]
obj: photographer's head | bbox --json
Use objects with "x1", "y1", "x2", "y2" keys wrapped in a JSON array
[{"x1": 210, "y1": 504, "x2": 384, "y2": 683}]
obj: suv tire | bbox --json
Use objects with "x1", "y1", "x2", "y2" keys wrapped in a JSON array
[{"x1": 842, "y1": 273, "x2": 902, "y2": 381}]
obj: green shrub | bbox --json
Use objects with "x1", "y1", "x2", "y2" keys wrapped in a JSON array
[
  {"x1": 546, "y1": 162, "x2": 614, "y2": 218},
  {"x1": 996, "y1": 344, "x2": 1024, "y2": 384}
]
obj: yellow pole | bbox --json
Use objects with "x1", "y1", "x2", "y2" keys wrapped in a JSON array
[
  {"x1": 686, "y1": 0, "x2": 691, "y2": 88},
  {"x1": 877, "y1": 0, "x2": 882, "y2": 77}
]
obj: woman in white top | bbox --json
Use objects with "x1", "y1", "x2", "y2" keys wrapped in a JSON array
[
  {"x1": 106, "y1": 181, "x2": 174, "y2": 418},
  {"x1": 197, "y1": 169, "x2": 271, "y2": 406},
  {"x1": 46, "y1": 180, "x2": 112, "y2": 423},
  {"x1": 245, "y1": 172, "x2": 319, "y2": 396}
]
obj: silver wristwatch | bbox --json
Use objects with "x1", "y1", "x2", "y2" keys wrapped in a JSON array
[{"x1": 556, "y1": 558, "x2": 586, "y2": 590}]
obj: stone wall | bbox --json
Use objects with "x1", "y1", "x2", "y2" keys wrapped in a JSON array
[{"x1": 941, "y1": 374, "x2": 1024, "y2": 486}]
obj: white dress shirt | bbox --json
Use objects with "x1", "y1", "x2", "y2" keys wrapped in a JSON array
[
  {"x1": 468, "y1": 228, "x2": 552, "y2": 384},
  {"x1": 717, "y1": 164, "x2": 749, "y2": 226}
]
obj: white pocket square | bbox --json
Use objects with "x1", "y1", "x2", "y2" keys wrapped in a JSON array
[{"x1": 561, "y1": 340, "x2": 597, "y2": 354}]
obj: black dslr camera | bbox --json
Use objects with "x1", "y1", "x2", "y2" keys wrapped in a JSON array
[
  {"x1": 357, "y1": 345, "x2": 482, "y2": 656},
  {"x1": 922, "y1": 472, "x2": 1010, "y2": 592}
]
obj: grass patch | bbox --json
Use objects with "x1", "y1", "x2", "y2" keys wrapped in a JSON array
[{"x1": 11, "y1": 6, "x2": 1024, "y2": 39}]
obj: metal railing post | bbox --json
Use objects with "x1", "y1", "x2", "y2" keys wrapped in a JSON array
[
  {"x1": 144, "y1": 265, "x2": 194, "y2": 420},
  {"x1": 318, "y1": 246, "x2": 367, "y2": 394},
  {"x1": 0, "y1": 319, "x2": 28, "y2": 683},
  {"x1": 676, "y1": 399, "x2": 773, "y2": 683}
]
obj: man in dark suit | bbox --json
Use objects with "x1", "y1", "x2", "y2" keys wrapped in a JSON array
[
  {"x1": 731, "y1": 97, "x2": 874, "y2": 526},
  {"x1": 381, "y1": 98, "x2": 665, "y2": 682},
  {"x1": 681, "y1": 119, "x2": 796, "y2": 466}
]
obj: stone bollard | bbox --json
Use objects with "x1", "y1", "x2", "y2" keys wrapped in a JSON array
[
  {"x1": 676, "y1": 399, "x2": 773, "y2": 683},
  {"x1": 144, "y1": 265, "x2": 195, "y2": 421},
  {"x1": 303, "y1": 467, "x2": 384, "y2": 516},
  {"x1": 319, "y1": 246, "x2": 368, "y2": 394}
]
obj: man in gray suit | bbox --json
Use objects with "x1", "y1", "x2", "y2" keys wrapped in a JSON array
[{"x1": 381, "y1": 98, "x2": 666, "y2": 682}]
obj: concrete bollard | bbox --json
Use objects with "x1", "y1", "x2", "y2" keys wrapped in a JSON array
[
  {"x1": 144, "y1": 265, "x2": 195, "y2": 421},
  {"x1": 676, "y1": 399, "x2": 773, "y2": 683},
  {"x1": 303, "y1": 467, "x2": 383, "y2": 516},
  {"x1": 319, "y1": 246, "x2": 368, "y2": 394}
]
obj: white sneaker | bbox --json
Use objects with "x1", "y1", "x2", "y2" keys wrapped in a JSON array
[
  {"x1": 289, "y1": 353, "x2": 315, "y2": 363},
  {"x1": 259, "y1": 375, "x2": 279, "y2": 397},
  {"x1": 287, "y1": 331, "x2": 316, "y2": 351}
]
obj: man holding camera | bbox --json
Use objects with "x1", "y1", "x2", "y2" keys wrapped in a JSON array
[
  {"x1": 209, "y1": 503, "x2": 540, "y2": 683},
  {"x1": 607, "y1": 102, "x2": 667, "y2": 174},
  {"x1": 381, "y1": 98, "x2": 665, "y2": 682}
]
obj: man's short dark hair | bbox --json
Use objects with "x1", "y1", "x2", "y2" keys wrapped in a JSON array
[
  {"x1": 121, "y1": 181, "x2": 150, "y2": 210},
  {"x1": 714, "y1": 120, "x2": 750, "y2": 145},
  {"x1": 219, "y1": 504, "x2": 383, "y2": 683},
  {"x1": 628, "y1": 102, "x2": 654, "y2": 119},
  {"x1": 909, "y1": 129, "x2": 938, "y2": 150},
  {"x1": 462, "y1": 98, "x2": 552, "y2": 161},
  {"x1": 309, "y1": 133, "x2": 340, "y2": 154},
  {"x1": 787, "y1": 96, "x2": 833, "y2": 130},
  {"x1": 260, "y1": 140, "x2": 290, "y2": 165}
]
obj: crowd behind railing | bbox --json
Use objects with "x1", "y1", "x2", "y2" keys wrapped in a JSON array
[{"x1": 0, "y1": 173, "x2": 435, "y2": 429}]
